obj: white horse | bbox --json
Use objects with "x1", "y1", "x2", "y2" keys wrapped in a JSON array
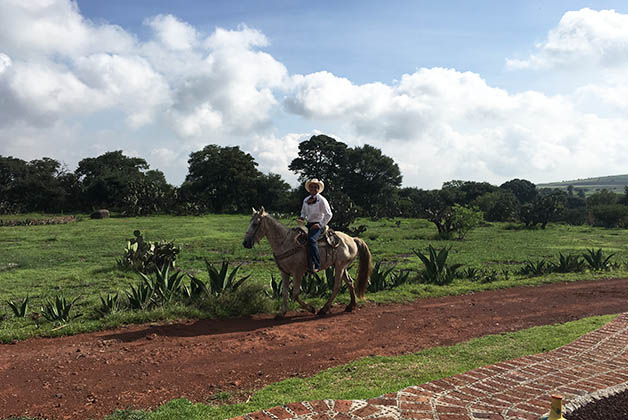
[{"x1": 242, "y1": 207, "x2": 372, "y2": 317}]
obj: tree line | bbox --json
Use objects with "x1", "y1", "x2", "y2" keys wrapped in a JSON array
[{"x1": 3, "y1": 134, "x2": 628, "y2": 230}]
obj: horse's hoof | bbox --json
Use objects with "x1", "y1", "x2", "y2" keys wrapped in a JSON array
[
  {"x1": 274, "y1": 313, "x2": 286, "y2": 320},
  {"x1": 316, "y1": 309, "x2": 329, "y2": 317},
  {"x1": 344, "y1": 305, "x2": 354, "y2": 312},
  {"x1": 308, "y1": 307, "x2": 316, "y2": 314}
]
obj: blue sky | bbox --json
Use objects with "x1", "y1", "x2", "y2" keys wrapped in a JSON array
[{"x1": 2, "y1": 1, "x2": 628, "y2": 188}]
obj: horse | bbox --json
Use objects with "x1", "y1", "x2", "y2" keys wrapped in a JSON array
[{"x1": 242, "y1": 207, "x2": 372, "y2": 317}]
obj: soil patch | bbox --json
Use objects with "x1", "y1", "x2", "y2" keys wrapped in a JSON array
[
  {"x1": 2, "y1": 278, "x2": 628, "y2": 419},
  {"x1": 567, "y1": 388, "x2": 628, "y2": 420}
]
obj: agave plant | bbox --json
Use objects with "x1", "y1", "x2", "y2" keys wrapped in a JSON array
[
  {"x1": 138, "y1": 264, "x2": 185, "y2": 305},
  {"x1": 583, "y1": 248, "x2": 615, "y2": 271},
  {"x1": 7, "y1": 295, "x2": 29, "y2": 318},
  {"x1": 552, "y1": 253, "x2": 585, "y2": 273},
  {"x1": 367, "y1": 261, "x2": 397, "y2": 292},
  {"x1": 205, "y1": 260, "x2": 251, "y2": 297},
  {"x1": 301, "y1": 271, "x2": 329, "y2": 298},
  {"x1": 126, "y1": 282, "x2": 154, "y2": 310},
  {"x1": 517, "y1": 259, "x2": 549, "y2": 277},
  {"x1": 95, "y1": 293, "x2": 120, "y2": 317},
  {"x1": 183, "y1": 275, "x2": 210, "y2": 300},
  {"x1": 41, "y1": 295, "x2": 80, "y2": 324},
  {"x1": 265, "y1": 273, "x2": 283, "y2": 299},
  {"x1": 413, "y1": 245, "x2": 462, "y2": 285},
  {"x1": 389, "y1": 269, "x2": 411, "y2": 288},
  {"x1": 462, "y1": 267, "x2": 480, "y2": 280}
]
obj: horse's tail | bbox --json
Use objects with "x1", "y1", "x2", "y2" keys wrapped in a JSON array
[{"x1": 353, "y1": 237, "x2": 372, "y2": 300}]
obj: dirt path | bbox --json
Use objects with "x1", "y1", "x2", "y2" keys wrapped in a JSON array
[{"x1": 2, "y1": 278, "x2": 628, "y2": 420}]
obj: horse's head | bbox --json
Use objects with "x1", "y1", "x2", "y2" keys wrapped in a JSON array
[{"x1": 242, "y1": 207, "x2": 266, "y2": 249}]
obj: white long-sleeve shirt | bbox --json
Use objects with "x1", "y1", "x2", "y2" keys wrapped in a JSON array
[{"x1": 300, "y1": 193, "x2": 333, "y2": 227}]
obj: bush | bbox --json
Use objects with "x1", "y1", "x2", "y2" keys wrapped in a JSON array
[
  {"x1": 116, "y1": 230, "x2": 180, "y2": 274},
  {"x1": 204, "y1": 283, "x2": 274, "y2": 318},
  {"x1": 451, "y1": 204, "x2": 483, "y2": 239},
  {"x1": 590, "y1": 204, "x2": 628, "y2": 228}
]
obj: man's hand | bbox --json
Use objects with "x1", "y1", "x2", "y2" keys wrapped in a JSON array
[{"x1": 312, "y1": 223, "x2": 320, "y2": 230}]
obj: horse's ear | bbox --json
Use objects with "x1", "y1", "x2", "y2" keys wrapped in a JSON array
[
  {"x1": 252, "y1": 207, "x2": 257, "y2": 214},
  {"x1": 260, "y1": 206, "x2": 265, "y2": 214}
]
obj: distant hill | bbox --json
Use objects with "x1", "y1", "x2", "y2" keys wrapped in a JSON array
[{"x1": 537, "y1": 174, "x2": 628, "y2": 195}]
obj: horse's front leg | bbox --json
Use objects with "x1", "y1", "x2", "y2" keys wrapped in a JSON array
[
  {"x1": 318, "y1": 265, "x2": 343, "y2": 316},
  {"x1": 292, "y1": 273, "x2": 316, "y2": 314},
  {"x1": 275, "y1": 271, "x2": 291, "y2": 319}
]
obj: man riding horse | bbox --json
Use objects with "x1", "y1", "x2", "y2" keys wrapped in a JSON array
[{"x1": 298, "y1": 178, "x2": 333, "y2": 273}]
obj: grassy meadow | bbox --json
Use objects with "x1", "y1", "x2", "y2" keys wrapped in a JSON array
[{"x1": 1, "y1": 213, "x2": 628, "y2": 342}]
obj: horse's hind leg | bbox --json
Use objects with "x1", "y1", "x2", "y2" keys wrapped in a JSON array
[
  {"x1": 292, "y1": 273, "x2": 316, "y2": 314},
  {"x1": 318, "y1": 265, "x2": 344, "y2": 316},
  {"x1": 343, "y1": 269, "x2": 357, "y2": 312}
]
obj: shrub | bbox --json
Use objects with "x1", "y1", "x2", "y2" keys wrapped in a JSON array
[
  {"x1": 590, "y1": 204, "x2": 628, "y2": 228},
  {"x1": 117, "y1": 230, "x2": 180, "y2": 274},
  {"x1": 451, "y1": 204, "x2": 483, "y2": 239},
  {"x1": 205, "y1": 283, "x2": 273, "y2": 318}
]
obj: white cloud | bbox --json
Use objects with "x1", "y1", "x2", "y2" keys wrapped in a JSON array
[
  {"x1": 507, "y1": 8, "x2": 628, "y2": 70},
  {"x1": 285, "y1": 66, "x2": 628, "y2": 188},
  {"x1": 2, "y1": 1, "x2": 628, "y2": 191},
  {"x1": 145, "y1": 14, "x2": 198, "y2": 51}
]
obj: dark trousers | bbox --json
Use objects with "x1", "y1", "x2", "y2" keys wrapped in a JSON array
[{"x1": 306, "y1": 222, "x2": 322, "y2": 270}]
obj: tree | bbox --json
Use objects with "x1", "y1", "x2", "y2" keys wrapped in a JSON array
[
  {"x1": 344, "y1": 144, "x2": 402, "y2": 216},
  {"x1": 288, "y1": 135, "x2": 349, "y2": 192},
  {"x1": 451, "y1": 204, "x2": 483, "y2": 240},
  {"x1": 0, "y1": 156, "x2": 28, "y2": 213},
  {"x1": 520, "y1": 191, "x2": 566, "y2": 229},
  {"x1": 587, "y1": 189, "x2": 618, "y2": 207},
  {"x1": 500, "y1": 179, "x2": 537, "y2": 204},
  {"x1": 417, "y1": 189, "x2": 456, "y2": 237},
  {"x1": 473, "y1": 190, "x2": 520, "y2": 222},
  {"x1": 590, "y1": 204, "x2": 628, "y2": 228},
  {"x1": 0, "y1": 156, "x2": 70, "y2": 213},
  {"x1": 183, "y1": 145, "x2": 262, "y2": 213},
  {"x1": 251, "y1": 173, "x2": 292, "y2": 213},
  {"x1": 442, "y1": 180, "x2": 498, "y2": 205},
  {"x1": 76, "y1": 151, "x2": 150, "y2": 210}
]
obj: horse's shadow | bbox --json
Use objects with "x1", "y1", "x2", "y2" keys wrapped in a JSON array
[{"x1": 100, "y1": 310, "x2": 350, "y2": 342}]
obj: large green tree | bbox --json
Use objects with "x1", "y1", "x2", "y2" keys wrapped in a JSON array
[
  {"x1": 289, "y1": 135, "x2": 402, "y2": 217},
  {"x1": 345, "y1": 144, "x2": 402, "y2": 216},
  {"x1": 182, "y1": 145, "x2": 262, "y2": 213},
  {"x1": 288, "y1": 134, "x2": 349, "y2": 192},
  {"x1": 0, "y1": 156, "x2": 70, "y2": 213},
  {"x1": 76, "y1": 151, "x2": 150, "y2": 210}
]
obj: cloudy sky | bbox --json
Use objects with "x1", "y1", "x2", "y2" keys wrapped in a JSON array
[{"x1": 1, "y1": 0, "x2": 628, "y2": 189}]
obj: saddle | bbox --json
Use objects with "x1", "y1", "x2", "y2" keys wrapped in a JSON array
[{"x1": 294, "y1": 225, "x2": 340, "y2": 248}]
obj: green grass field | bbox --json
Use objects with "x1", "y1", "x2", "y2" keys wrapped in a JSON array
[{"x1": 1, "y1": 214, "x2": 628, "y2": 343}]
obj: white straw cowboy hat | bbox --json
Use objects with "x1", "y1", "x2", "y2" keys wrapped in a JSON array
[{"x1": 305, "y1": 178, "x2": 325, "y2": 193}]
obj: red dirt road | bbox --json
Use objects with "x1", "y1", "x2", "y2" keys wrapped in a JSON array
[{"x1": 2, "y1": 278, "x2": 628, "y2": 419}]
